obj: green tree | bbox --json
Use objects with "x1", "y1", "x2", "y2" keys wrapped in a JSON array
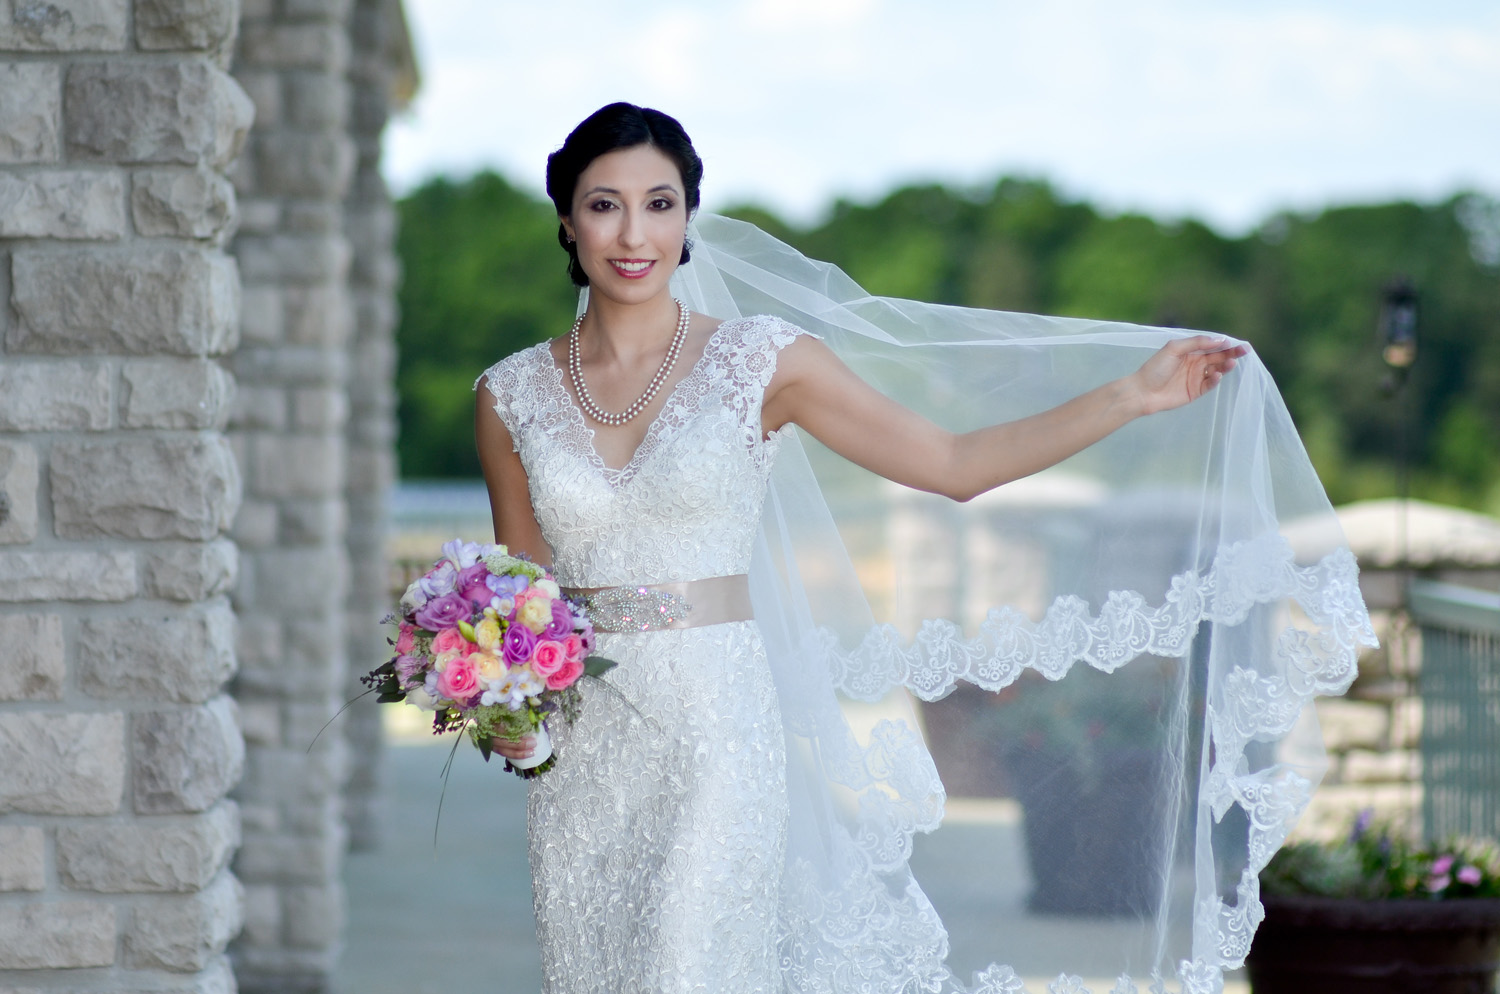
[{"x1": 394, "y1": 171, "x2": 577, "y2": 477}]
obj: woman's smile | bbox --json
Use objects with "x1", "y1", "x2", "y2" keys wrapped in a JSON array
[{"x1": 610, "y1": 259, "x2": 655, "y2": 278}]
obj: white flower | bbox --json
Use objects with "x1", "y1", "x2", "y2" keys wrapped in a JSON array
[
  {"x1": 516, "y1": 669, "x2": 545, "y2": 697},
  {"x1": 399, "y1": 579, "x2": 429, "y2": 615},
  {"x1": 405, "y1": 686, "x2": 438, "y2": 711},
  {"x1": 536, "y1": 578, "x2": 561, "y2": 598}
]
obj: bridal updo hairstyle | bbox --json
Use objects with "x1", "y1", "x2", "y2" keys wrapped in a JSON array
[{"x1": 546, "y1": 102, "x2": 704, "y2": 288}]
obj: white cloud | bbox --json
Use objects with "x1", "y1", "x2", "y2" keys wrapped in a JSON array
[{"x1": 384, "y1": 0, "x2": 1500, "y2": 232}]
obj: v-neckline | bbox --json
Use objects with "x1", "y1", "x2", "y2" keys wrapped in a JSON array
[{"x1": 542, "y1": 319, "x2": 731, "y2": 485}]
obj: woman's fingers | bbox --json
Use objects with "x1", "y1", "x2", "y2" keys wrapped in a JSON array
[{"x1": 492, "y1": 735, "x2": 535, "y2": 760}]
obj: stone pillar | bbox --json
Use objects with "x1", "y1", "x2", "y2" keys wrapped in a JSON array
[
  {"x1": 0, "y1": 3, "x2": 252, "y2": 992},
  {"x1": 228, "y1": 0, "x2": 356, "y2": 988},
  {"x1": 341, "y1": 0, "x2": 403, "y2": 851}
]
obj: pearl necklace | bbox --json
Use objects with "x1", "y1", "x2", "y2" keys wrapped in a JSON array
[{"x1": 568, "y1": 298, "x2": 690, "y2": 427}]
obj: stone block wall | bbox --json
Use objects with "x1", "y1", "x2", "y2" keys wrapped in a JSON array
[
  {"x1": 341, "y1": 0, "x2": 401, "y2": 851},
  {"x1": 1, "y1": 1, "x2": 406, "y2": 991},
  {"x1": 0, "y1": 2, "x2": 252, "y2": 991},
  {"x1": 227, "y1": 0, "x2": 358, "y2": 988}
]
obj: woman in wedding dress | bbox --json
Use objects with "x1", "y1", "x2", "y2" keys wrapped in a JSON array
[{"x1": 472, "y1": 102, "x2": 1258, "y2": 994}]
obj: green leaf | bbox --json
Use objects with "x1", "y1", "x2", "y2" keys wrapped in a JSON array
[
  {"x1": 477, "y1": 737, "x2": 493, "y2": 762},
  {"x1": 371, "y1": 660, "x2": 396, "y2": 676},
  {"x1": 583, "y1": 655, "x2": 618, "y2": 678},
  {"x1": 376, "y1": 691, "x2": 406, "y2": 704}
]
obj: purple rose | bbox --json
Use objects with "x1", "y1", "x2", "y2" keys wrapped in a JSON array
[
  {"x1": 502, "y1": 622, "x2": 537, "y2": 664},
  {"x1": 457, "y1": 563, "x2": 492, "y2": 606},
  {"x1": 543, "y1": 599, "x2": 573, "y2": 640},
  {"x1": 414, "y1": 592, "x2": 470, "y2": 632}
]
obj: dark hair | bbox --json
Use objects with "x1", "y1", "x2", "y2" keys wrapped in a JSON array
[{"x1": 545, "y1": 102, "x2": 703, "y2": 287}]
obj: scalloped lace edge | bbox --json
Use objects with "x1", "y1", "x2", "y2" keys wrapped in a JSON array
[{"x1": 786, "y1": 535, "x2": 1375, "y2": 994}]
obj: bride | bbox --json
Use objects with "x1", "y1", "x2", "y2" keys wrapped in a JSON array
[{"x1": 474, "y1": 102, "x2": 1368, "y2": 994}]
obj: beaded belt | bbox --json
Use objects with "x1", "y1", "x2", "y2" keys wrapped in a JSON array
[{"x1": 564, "y1": 574, "x2": 752, "y2": 633}]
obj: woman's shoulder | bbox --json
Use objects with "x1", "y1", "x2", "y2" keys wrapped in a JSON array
[
  {"x1": 473, "y1": 339, "x2": 555, "y2": 398},
  {"x1": 708, "y1": 313, "x2": 821, "y2": 353}
]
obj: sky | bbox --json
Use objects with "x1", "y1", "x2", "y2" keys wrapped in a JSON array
[{"x1": 383, "y1": 0, "x2": 1500, "y2": 235}]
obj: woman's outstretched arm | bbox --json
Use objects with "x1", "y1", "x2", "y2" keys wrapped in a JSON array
[{"x1": 761, "y1": 334, "x2": 1246, "y2": 502}]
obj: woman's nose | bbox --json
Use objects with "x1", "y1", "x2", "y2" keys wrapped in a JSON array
[{"x1": 618, "y1": 208, "x2": 647, "y2": 248}]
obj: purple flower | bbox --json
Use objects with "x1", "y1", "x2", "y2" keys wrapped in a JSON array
[
  {"x1": 441, "y1": 539, "x2": 482, "y2": 570},
  {"x1": 1457, "y1": 865, "x2": 1483, "y2": 886},
  {"x1": 414, "y1": 592, "x2": 470, "y2": 632},
  {"x1": 419, "y1": 562, "x2": 457, "y2": 599},
  {"x1": 1349, "y1": 808, "x2": 1374, "y2": 843},
  {"x1": 543, "y1": 599, "x2": 573, "y2": 640},
  {"x1": 456, "y1": 563, "x2": 493, "y2": 606},
  {"x1": 1428, "y1": 874, "x2": 1452, "y2": 893},
  {"x1": 487, "y1": 573, "x2": 529, "y2": 598},
  {"x1": 395, "y1": 653, "x2": 424, "y2": 687},
  {"x1": 502, "y1": 623, "x2": 537, "y2": 664},
  {"x1": 1431, "y1": 854, "x2": 1456, "y2": 876}
]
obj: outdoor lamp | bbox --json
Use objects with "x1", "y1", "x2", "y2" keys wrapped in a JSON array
[{"x1": 1379, "y1": 277, "x2": 1418, "y2": 370}]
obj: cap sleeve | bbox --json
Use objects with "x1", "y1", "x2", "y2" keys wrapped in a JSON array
[{"x1": 474, "y1": 347, "x2": 541, "y2": 453}]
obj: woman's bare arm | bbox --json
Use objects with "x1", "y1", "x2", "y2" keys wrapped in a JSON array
[
  {"x1": 474, "y1": 386, "x2": 551, "y2": 565},
  {"x1": 473, "y1": 386, "x2": 551, "y2": 761},
  {"x1": 761, "y1": 334, "x2": 1246, "y2": 502}
]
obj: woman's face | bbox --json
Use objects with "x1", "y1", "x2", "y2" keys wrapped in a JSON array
[{"x1": 562, "y1": 143, "x2": 689, "y2": 304}]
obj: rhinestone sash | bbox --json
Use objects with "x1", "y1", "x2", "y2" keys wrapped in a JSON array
[{"x1": 565, "y1": 574, "x2": 752, "y2": 633}]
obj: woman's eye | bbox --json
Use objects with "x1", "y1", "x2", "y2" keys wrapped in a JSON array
[
  {"x1": 589, "y1": 200, "x2": 616, "y2": 212},
  {"x1": 651, "y1": 198, "x2": 676, "y2": 211}
]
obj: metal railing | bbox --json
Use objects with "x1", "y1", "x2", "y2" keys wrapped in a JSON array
[{"x1": 1412, "y1": 578, "x2": 1500, "y2": 841}]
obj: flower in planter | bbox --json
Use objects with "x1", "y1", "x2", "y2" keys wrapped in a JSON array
[{"x1": 1261, "y1": 808, "x2": 1500, "y2": 900}]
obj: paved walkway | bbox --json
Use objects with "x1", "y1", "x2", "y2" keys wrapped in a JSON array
[{"x1": 333, "y1": 738, "x2": 1247, "y2": 994}]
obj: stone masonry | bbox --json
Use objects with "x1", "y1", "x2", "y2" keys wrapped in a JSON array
[
  {"x1": 0, "y1": 1, "x2": 410, "y2": 992},
  {"x1": 0, "y1": 3, "x2": 252, "y2": 993}
]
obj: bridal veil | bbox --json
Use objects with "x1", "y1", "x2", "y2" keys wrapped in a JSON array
[{"x1": 650, "y1": 213, "x2": 1374, "y2": 993}]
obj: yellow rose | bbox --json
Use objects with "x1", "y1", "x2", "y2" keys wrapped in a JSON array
[
  {"x1": 518, "y1": 595, "x2": 552, "y2": 634},
  {"x1": 474, "y1": 617, "x2": 502, "y2": 651},
  {"x1": 433, "y1": 648, "x2": 461, "y2": 673},
  {"x1": 473, "y1": 651, "x2": 505, "y2": 683}
]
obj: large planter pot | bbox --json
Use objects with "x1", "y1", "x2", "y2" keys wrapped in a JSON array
[
  {"x1": 1006, "y1": 746, "x2": 1169, "y2": 917},
  {"x1": 1246, "y1": 894, "x2": 1500, "y2": 994}
]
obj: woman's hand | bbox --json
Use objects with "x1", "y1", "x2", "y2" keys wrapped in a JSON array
[
  {"x1": 491, "y1": 734, "x2": 537, "y2": 762},
  {"x1": 1128, "y1": 335, "x2": 1248, "y2": 416}
]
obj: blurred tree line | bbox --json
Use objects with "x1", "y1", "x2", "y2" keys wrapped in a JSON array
[{"x1": 395, "y1": 171, "x2": 1500, "y2": 512}]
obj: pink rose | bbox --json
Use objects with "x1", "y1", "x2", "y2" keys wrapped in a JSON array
[
  {"x1": 1458, "y1": 865, "x2": 1483, "y2": 886},
  {"x1": 545, "y1": 657, "x2": 584, "y2": 691},
  {"x1": 395, "y1": 624, "x2": 415, "y2": 654},
  {"x1": 436, "y1": 655, "x2": 480, "y2": 704},
  {"x1": 531, "y1": 640, "x2": 565, "y2": 678},
  {"x1": 431, "y1": 628, "x2": 475, "y2": 656},
  {"x1": 561, "y1": 634, "x2": 585, "y2": 663}
]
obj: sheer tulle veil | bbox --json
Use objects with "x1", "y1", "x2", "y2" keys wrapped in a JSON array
[{"x1": 607, "y1": 213, "x2": 1375, "y2": 993}]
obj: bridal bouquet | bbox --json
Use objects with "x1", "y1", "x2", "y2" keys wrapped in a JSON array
[{"x1": 366, "y1": 539, "x2": 614, "y2": 777}]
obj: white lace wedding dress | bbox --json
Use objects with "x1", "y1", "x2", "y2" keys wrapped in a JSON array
[{"x1": 479, "y1": 314, "x2": 806, "y2": 994}]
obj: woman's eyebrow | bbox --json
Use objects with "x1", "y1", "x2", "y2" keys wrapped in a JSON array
[{"x1": 580, "y1": 183, "x2": 682, "y2": 197}]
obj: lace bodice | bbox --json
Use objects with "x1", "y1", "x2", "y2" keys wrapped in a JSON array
[{"x1": 479, "y1": 315, "x2": 807, "y2": 587}]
